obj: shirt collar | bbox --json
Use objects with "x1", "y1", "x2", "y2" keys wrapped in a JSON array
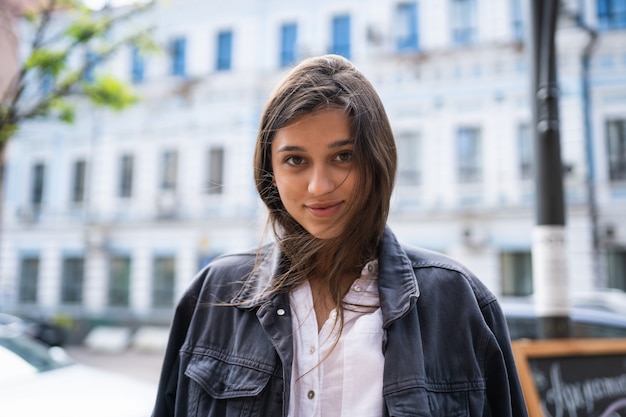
[{"x1": 232, "y1": 226, "x2": 420, "y2": 325}]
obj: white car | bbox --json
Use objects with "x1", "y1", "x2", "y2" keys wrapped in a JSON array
[{"x1": 0, "y1": 326, "x2": 157, "y2": 417}]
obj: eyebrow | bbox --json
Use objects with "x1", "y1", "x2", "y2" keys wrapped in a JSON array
[{"x1": 275, "y1": 138, "x2": 354, "y2": 153}]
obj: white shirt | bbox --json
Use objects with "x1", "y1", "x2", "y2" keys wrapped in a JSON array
[{"x1": 288, "y1": 260, "x2": 384, "y2": 417}]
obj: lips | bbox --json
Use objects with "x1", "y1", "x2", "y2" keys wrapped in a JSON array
[{"x1": 305, "y1": 201, "x2": 343, "y2": 218}]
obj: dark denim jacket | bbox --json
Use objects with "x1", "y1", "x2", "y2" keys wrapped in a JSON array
[{"x1": 152, "y1": 227, "x2": 528, "y2": 417}]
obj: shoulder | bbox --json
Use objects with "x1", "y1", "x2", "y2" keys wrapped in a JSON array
[
  {"x1": 182, "y1": 247, "x2": 260, "y2": 300},
  {"x1": 401, "y1": 243, "x2": 497, "y2": 307}
]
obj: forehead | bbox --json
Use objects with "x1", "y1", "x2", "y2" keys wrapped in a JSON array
[{"x1": 272, "y1": 108, "x2": 351, "y2": 147}]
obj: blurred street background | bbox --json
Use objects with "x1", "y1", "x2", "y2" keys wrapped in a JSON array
[
  {"x1": 1, "y1": 0, "x2": 626, "y2": 384},
  {"x1": 65, "y1": 344, "x2": 164, "y2": 384}
]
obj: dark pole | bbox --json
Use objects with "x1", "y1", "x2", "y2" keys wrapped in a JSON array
[{"x1": 528, "y1": 0, "x2": 571, "y2": 338}]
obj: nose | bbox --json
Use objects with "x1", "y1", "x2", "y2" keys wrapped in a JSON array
[{"x1": 308, "y1": 165, "x2": 335, "y2": 196}]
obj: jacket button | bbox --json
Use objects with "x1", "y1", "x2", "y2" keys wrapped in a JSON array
[{"x1": 277, "y1": 308, "x2": 286, "y2": 316}]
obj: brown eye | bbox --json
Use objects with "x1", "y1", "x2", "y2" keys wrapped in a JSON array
[
  {"x1": 335, "y1": 151, "x2": 353, "y2": 162},
  {"x1": 286, "y1": 155, "x2": 305, "y2": 166}
]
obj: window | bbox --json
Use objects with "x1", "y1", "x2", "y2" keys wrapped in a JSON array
[
  {"x1": 512, "y1": 0, "x2": 523, "y2": 40},
  {"x1": 131, "y1": 45, "x2": 145, "y2": 84},
  {"x1": 396, "y1": 132, "x2": 422, "y2": 185},
  {"x1": 109, "y1": 255, "x2": 131, "y2": 307},
  {"x1": 396, "y1": 2, "x2": 420, "y2": 52},
  {"x1": 171, "y1": 37, "x2": 186, "y2": 77},
  {"x1": 40, "y1": 71, "x2": 53, "y2": 95},
  {"x1": 456, "y1": 127, "x2": 482, "y2": 183},
  {"x1": 31, "y1": 163, "x2": 45, "y2": 206},
  {"x1": 206, "y1": 147, "x2": 224, "y2": 194},
  {"x1": 84, "y1": 51, "x2": 97, "y2": 83},
  {"x1": 451, "y1": 0, "x2": 477, "y2": 45},
  {"x1": 18, "y1": 256, "x2": 39, "y2": 303},
  {"x1": 160, "y1": 150, "x2": 178, "y2": 191},
  {"x1": 331, "y1": 15, "x2": 351, "y2": 59},
  {"x1": 119, "y1": 154, "x2": 134, "y2": 198},
  {"x1": 61, "y1": 256, "x2": 84, "y2": 304},
  {"x1": 71, "y1": 159, "x2": 86, "y2": 204},
  {"x1": 280, "y1": 23, "x2": 298, "y2": 68},
  {"x1": 500, "y1": 251, "x2": 533, "y2": 297},
  {"x1": 216, "y1": 30, "x2": 233, "y2": 71},
  {"x1": 597, "y1": 0, "x2": 626, "y2": 30},
  {"x1": 607, "y1": 119, "x2": 626, "y2": 181},
  {"x1": 607, "y1": 248, "x2": 626, "y2": 291},
  {"x1": 153, "y1": 256, "x2": 175, "y2": 307},
  {"x1": 518, "y1": 124, "x2": 533, "y2": 180}
]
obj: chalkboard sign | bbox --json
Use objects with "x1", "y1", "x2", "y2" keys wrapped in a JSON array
[{"x1": 512, "y1": 339, "x2": 626, "y2": 417}]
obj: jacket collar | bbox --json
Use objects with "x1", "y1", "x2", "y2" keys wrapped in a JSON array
[
  {"x1": 377, "y1": 226, "x2": 420, "y2": 328},
  {"x1": 231, "y1": 226, "x2": 420, "y2": 326}
]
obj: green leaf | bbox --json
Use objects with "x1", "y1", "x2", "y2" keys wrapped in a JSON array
[
  {"x1": 65, "y1": 16, "x2": 111, "y2": 43},
  {"x1": 0, "y1": 123, "x2": 19, "y2": 146},
  {"x1": 51, "y1": 99, "x2": 76, "y2": 123},
  {"x1": 25, "y1": 49, "x2": 67, "y2": 76},
  {"x1": 82, "y1": 76, "x2": 139, "y2": 111}
]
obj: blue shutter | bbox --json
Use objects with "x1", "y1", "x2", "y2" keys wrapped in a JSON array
[
  {"x1": 171, "y1": 37, "x2": 186, "y2": 77},
  {"x1": 331, "y1": 15, "x2": 351, "y2": 59},
  {"x1": 512, "y1": 0, "x2": 523, "y2": 40},
  {"x1": 217, "y1": 31, "x2": 233, "y2": 71},
  {"x1": 280, "y1": 23, "x2": 297, "y2": 67},
  {"x1": 84, "y1": 51, "x2": 97, "y2": 82},
  {"x1": 397, "y1": 3, "x2": 419, "y2": 52},
  {"x1": 131, "y1": 46, "x2": 145, "y2": 83}
]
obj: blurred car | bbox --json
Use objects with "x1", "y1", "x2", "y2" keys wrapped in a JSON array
[
  {"x1": 0, "y1": 312, "x2": 66, "y2": 346},
  {"x1": 570, "y1": 289, "x2": 626, "y2": 315},
  {"x1": 500, "y1": 299, "x2": 626, "y2": 340},
  {"x1": 0, "y1": 327, "x2": 157, "y2": 417}
]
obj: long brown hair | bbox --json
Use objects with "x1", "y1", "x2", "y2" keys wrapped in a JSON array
[{"x1": 253, "y1": 54, "x2": 397, "y2": 307}]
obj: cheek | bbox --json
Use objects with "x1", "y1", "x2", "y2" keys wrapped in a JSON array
[{"x1": 274, "y1": 177, "x2": 299, "y2": 203}]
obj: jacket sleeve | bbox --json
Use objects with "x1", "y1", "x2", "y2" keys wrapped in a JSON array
[
  {"x1": 151, "y1": 275, "x2": 204, "y2": 417},
  {"x1": 481, "y1": 298, "x2": 529, "y2": 417}
]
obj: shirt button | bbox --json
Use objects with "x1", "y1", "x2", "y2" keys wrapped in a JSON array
[
  {"x1": 307, "y1": 390, "x2": 315, "y2": 400},
  {"x1": 367, "y1": 264, "x2": 374, "y2": 272},
  {"x1": 276, "y1": 308, "x2": 286, "y2": 316},
  {"x1": 309, "y1": 346, "x2": 316, "y2": 354}
]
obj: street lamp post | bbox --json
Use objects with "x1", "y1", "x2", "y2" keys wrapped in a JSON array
[{"x1": 528, "y1": 0, "x2": 571, "y2": 338}]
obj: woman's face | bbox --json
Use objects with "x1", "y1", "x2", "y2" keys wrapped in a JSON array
[{"x1": 271, "y1": 108, "x2": 357, "y2": 240}]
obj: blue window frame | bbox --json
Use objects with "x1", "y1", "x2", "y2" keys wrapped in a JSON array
[
  {"x1": 152, "y1": 255, "x2": 175, "y2": 308},
  {"x1": 456, "y1": 127, "x2": 482, "y2": 183},
  {"x1": 216, "y1": 30, "x2": 233, "y2": 71},
  {"x1": 451, "y1": 0, "x2": 477, "y2": 45},
  {"x1": 40, "y1": 71, "x2": 53, "y2": 94},
  {"x1": 171, "y1": 37, "x2": 186, "y2": 77},
  {"x1": 61, "y1": 256, "x2": 84, "y2": 304},
  {"x1": 396, "y1": 2, "x2": 420, "y2": 52},
  {"x1": 109, "y1": 254, "x2": 131, "y2": 307},
  {"x1": 607, "y1": 119, "x2": 626, "y2": 181},
  {"x1": 31, "y1": 162, "x2": 45, "y2": 206},
  {"x1": 512, "y1": 0, "x2": 524, "y2": 40},
  {"x1": 280, "y1": 23, "x2": 298, "y2": 67},
  {"x1": 18, "y1": 255, "x2": 40, "y2": 303},
  {"x1": 597, "y1": 0, "x2": 626, "y2": 29},
  {"x1": 331, "y1": 15, "x2": 351, "y2": 59},
  {"x1": 84, "y1": 51, "x2": 97, "y2": 82},
  {"x1": 131, "y1": 45, "x2": 145, "y2": 83}
]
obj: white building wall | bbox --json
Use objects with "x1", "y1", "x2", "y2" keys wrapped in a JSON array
[{"x1": 1, "y1": 0, "x2": 625, "y2": 326}]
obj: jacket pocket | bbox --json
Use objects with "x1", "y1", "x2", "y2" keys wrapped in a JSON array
[
  {"x1": 385, "y1": 381, "x2": 486, "y2": 417},
  {"x1": 184, "y1": 351, "x2": 275, "y2": 417}
]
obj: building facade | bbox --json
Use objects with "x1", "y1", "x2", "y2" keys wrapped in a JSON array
[{"x1": 1, "y1": 0, "x2": 625, "y2": 328}]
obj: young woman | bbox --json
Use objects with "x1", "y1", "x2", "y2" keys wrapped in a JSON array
[{"x1": 152, "y1": 55, "x2": 528, "y2": 417}]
